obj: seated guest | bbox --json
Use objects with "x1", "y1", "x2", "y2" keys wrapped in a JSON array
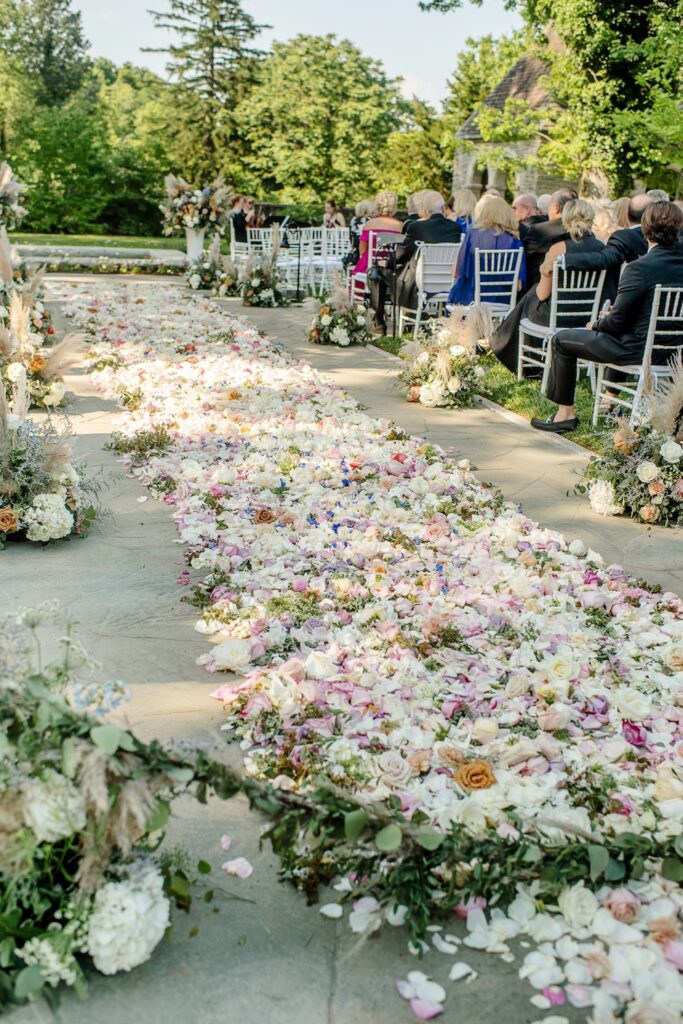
[
  {"x1": 353, "y1": 190, "x2": 403, "y2": 276},
  {"x1": 531, "y1": 201, "x2": 683, "y2": 433},
  {"x1": 323, "y1": 200, "x2": 346, "y2": 228},
  {"x1": 647, "y1": 189, "x2": 670, "y2": 201},
  {"x1": 448, "y1": 188, "x2": 477, "y2": 233},
  {"x1": 537, "y1": 193, "x2": 551, "y2": 215},
  {"x1": 523, "y1": 187, "x2": 577, "y2": 291},
  {"x1": 344, "y1": 199, "x2": 376, "y2": 269},
  {"x1": 403, "y1": 193, "x2": 421, "y2": 225},
  {"x1": 512, "y1": 192, "x2": 547, "y2": 239},
  {"x1": 491, "y1": 199, "x2": 604, "y2": 373},
  {"x1": 447, "y1": 194, "x2": 524, "y2": 307},
  {"x1": 561, "y1": 193, "x2": 653, "y2": 301},
  {"x1": 370, "y1": 191, "x2": 461, "y2": 329},
  {"x1": 612, "y1": 196, "x2": 631, "y2": 229},
  {"x1": 231, "y1": 195, "x2": 255, "y2": 243},
  {"x1": 591, "y1": 201, "x2": 618, "y2": 243}
]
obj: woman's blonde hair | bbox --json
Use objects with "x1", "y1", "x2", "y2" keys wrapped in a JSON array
[
  {"x1": 562, "y1": 198, "x2": 595, "y2": 241},
  {"x1": 473, "y1": 194, "x2": 518, "y2": 236},
  {"x1": 591, "y1": 201, "x2": 617, "y2": 243},
  {"x1": 450, "y1": 188, "x2": 477, "y2": 220},
  {"x1": 374, "y1": 190, "x2": 398, "y2": 217},
  {"x1": 611, "y1": 196, "x2": 631, "y2": 229},
  {"x1": 355, "y1": 198, "x2": 376, "y2": 217}
]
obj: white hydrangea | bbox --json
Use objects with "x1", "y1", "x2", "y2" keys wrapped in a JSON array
[
  {"x1": 419, "y1": 379, "x2": 447, "y2": 407},
  {"x1": 86, "y1": 866, "x2": 170, "y2": 975},
  {"x1": 330, "y1": 326, "x2": 350, "y2": 346},
  {"x1": 53, "y1": 463, "x2": 80, "y2": 487},
  {"x1": 22, "y1": 769, "x2": 86, "y2": 843},
  {"x1": 189, "y1": 274, "x2": 201, "y2": 290},
  {"x1": 588, "y1": 479, "x2": 625, "y2": 517},
  {"x1": 23, "y1": 492, "x2": 73, "y2": 542}
]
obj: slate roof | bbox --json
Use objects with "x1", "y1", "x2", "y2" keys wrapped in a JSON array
[{"x1": 456, "y1": 54, "x2": 550, "y2": 142}]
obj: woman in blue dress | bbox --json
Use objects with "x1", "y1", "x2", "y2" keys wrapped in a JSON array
[{"x1": 447, "y1": 194, "x2": 525, "y2": 306}]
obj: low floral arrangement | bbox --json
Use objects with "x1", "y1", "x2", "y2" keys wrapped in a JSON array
[
  {"x1": 307, "y1": 280, "x2": 372, "y2": 346},
  {"x1": 160, "y1": 174, "x2": 230, "y2": 237},
  {"x1": 0, "y1": 162, "x2": 28, "y2": 231},
  {"x1": 399, "y1": 306, "x2": 491, "y2": 408},
  {"x1": 0, "y1": 604, "x2": 253, "y2": 1011},
  {"x1": 0, "y1": 380, "x2": 98, "y2": 547},
  {"x1": 186, "y1": 236, "x2": 239, "y2": 296},
  {"x1": 579, "y1": 377, "x2": 683, "y2": 525},
  {"x1": 240, "y1": 245, "x2": 288, "y2": 308}
]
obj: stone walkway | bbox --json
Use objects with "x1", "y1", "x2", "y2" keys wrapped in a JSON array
[{"x1": 7, "y1": 275, "x2": 679, "y2": 1024}]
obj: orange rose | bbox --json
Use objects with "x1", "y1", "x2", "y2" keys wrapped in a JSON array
[
  {"x1": 0, "y1": 506, "x2": 18, "y2": 533},
  {"x1": 29, "y1": 354, "x2": 47, "y2": 372},
  {"x1": 648, "y1": 480, "x2": 665, "y2": 496},
  {"x1": 438, "y1": 746, "x2": 465, "y2": 770},
  {"x1": 253, "y1": 508, "x2": 277, "y2": 524},
  {"x1": 640, "y1": 503, "x2": 660, "y2": 523},
  {"x1": 227, "y1": 389, "x2": 242, "y2": 400},
  {"x1": 406, "y1": 386, "x2": 421, "y2": 403},
  {"x1": 454, "y1": 759, "x2": 497, "y2": 790}
]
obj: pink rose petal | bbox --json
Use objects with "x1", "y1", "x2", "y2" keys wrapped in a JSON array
[
  {"x1": 409, "y1": 998, "x2": 443, "y2": 1020},
  {"x1": 222, "y1": 857, "x2": 253, "y2": 879},
  {"x1": 220, "y1": 834, "x2": 232, "y2": 852}
]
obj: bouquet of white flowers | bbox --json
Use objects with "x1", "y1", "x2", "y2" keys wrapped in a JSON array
[
  {"x1": 0, "y1": 162, "x2": 28, "y2": 231},
  {"x1": 160, "y1": 174, "x2": 230, "y2": 236},
  {"x1": 0, "y1": 380, "x2": 97, "y2": 547},
  {"x1": 240, "y1": 244, "x2": 288, "y2": 308},
  {"x1": 399, "y1": 306, "x2": 491, "y2": 408},
  {"x1": 186, "y1": 236, "x2": 239, "y2": 296},
  {"x1": 307, "y1": 279, "x2": 372, "y2": 346}
]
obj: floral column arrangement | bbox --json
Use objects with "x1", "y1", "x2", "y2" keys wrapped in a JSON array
[{"x1": 160, "y1": 175, "x2": 230, "y2": 262}]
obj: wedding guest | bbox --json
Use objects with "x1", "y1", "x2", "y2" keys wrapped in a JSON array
[
  {"x1": 537, "y1": 194, "x2": 551, "y2": 214},
  {"x1": 231, "y1": 195, "x2": 255, "y2": 243},
  {"x1": 531, "y1": 201, "x2": 683, "y2": 433},
  {"x1": 389, "y1": 191, "x2": 464, "y2": 315},
  {"x1": 323, "y1": 200, "x2": 346, "y2": 228},
  {"x1": 403, "y1": 193, "x2": 421, "y2": 225},
  {"x1": 522, "y1": 187, "x2": 577, "y2": 291},
  {"x1": 344, "y1": 199, "x2": 376, "y2": 269},
  {"x1": 448, "y1": 188, "x2": 477, "y2": 233},
  {"x1": 612, "y1": 196, "x2": 631, "y2": 229},
  {"x1": 447, "y1": 194, "x2": 524, "y2": 307},
  {"x1": 491, "y1": 199, "x2": 604, "y2": 373},
  {"x1": 647, "y1": 189, "x2": 670, "y2": 201},
  {"x1": 512, "y1": 192, "x2": 547, "y2": 240},
  {"x1": 353, "y1": 190, "x2": 403, "y2": 276},
  {"x1": 592, "y1": 201, "x2": 619, "y2": 243},
  {"x1": 561, "y1": 192, "x2": 653, "y2": 301}
]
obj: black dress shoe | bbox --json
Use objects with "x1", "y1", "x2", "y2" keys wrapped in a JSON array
[{"x1": 531, "y1": 414, "x2": 579, "y2": 433}]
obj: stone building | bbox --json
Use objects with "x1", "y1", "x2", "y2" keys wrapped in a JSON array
[{"x1": 452, "y1": 54, "x2": 576, "y2": 198}]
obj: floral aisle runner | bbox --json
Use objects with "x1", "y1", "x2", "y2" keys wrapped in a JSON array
[{"x1": 53, "y1": 279, "x2": 683, "y2": 1023}]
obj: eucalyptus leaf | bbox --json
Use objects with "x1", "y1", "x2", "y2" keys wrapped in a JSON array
[
  {"x1": 415, "y1": 827, "x2": 443, "y2": 851},
  {"x1": 146, "y1": 799, "x2": 170, "y2": 833},
  {"x1": 661, "y1": 857, "x2": 683, "y2": 882},
  {"x1": 15, "y1": 965, "x2": 44, "y2": 1001},
  {"x1": 90, "y1": 724, "x2": 123, "y2": 755},
  {"x1": 375, "y1": 824, "x2": 402, "y2": 852},
  {"x1": 344, "y1": 809, "x2": 369, "y2": 842},
  {"x1": 588, "y1": 844, "x2": 609, "y2": 882}
]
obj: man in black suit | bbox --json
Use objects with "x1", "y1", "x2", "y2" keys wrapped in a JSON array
[
  {"x1": 512, "y1": 192, "x2": 547, "y2": 240},
  {"x1": 522, "y1": 187, "x2": 577, "y2": 291},
  {"x1": 369, "y1": 191, "x2": 461, "y2": 329},
  {"x1": 561, "y1": 193, "x2": 652, "y2": 300},
  {"x1": 532, "y1": 202, "x2": 683, "y2": 433}
]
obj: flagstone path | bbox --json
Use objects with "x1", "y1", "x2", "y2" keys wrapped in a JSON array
[{"x1": 6, "y1": 274, "x2": 680, "y2": 1024}]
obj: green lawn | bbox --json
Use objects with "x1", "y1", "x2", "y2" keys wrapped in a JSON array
[
  {"x1": 11, "y1": 233, "x2": 187, "y2": 251},
  {"x1": 371, "y1": 336, "x2": 611, "y2": 454}
]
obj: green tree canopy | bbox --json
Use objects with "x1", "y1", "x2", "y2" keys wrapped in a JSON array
[
  {"x1": 1, "y1": 0, "x2": 90, "y2": 105},
  {"x1": 236, "y1": 35, "x2": 401, "y2": 203}
]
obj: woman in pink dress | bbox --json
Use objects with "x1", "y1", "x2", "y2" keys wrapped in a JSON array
[{"x1": 352, "y1": 190, "x2": 403, "y2": 275}]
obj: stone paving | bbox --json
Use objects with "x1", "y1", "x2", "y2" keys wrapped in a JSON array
[{"x1": 6, "y1": 275, "x2": 680, "y2": 1024}]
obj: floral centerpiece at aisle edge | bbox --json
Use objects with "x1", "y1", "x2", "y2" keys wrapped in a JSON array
[
  {"x1": 0, "y1": 162, "x2": 28, "y2": 231},
  {"x1": 186, "y1": 235, "x2": 239, "y2": 296},
  {"x1": 307, "y1": 277, "x2": 372, "y2": 347},
  {"x1": 399, "y1": 305, "x2": 491, "y2": 407},
  {"x1": 580, "y1": 371, "x2": 683, "y2": 525},
  {"x1": 0, "y1": 379, "x2": 97, "y2": 546},
  {"x1": 240, "y1": 227, "x2": 288, "y2": 307}
]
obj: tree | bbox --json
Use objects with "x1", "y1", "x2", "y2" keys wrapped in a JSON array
[
  {"x1": 379, "y1": 100, "x2": 452, "y2": 201},
  {"x1": 236, "y1": 35, "x2": 400, "y2": 203},
  {"x1": 146, "y1": 0, "x2": 269, "y2": 175},
  {"x1": 2, "y1": 0, "x2": 90, "y2": 106},
  {"x1": 442, "y1": 31, "x2": 527, "y2": 132}
]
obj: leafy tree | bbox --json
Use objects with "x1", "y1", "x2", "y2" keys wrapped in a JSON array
[
  {"x1": 236, "y1": 35, "x2": 400, "y2": 203},
  {"x1": 379, "y1": 100, "x2": 453, "y2": 201},
  {"x1": 146, "y1": 0, "x2": 269, "y2": 175},
  {"x1": 442, "y1": 32, "x2": 527, "y2": 131},
  {"x1": 2, "y1": 0, "x2": 90, "y2": 106}
]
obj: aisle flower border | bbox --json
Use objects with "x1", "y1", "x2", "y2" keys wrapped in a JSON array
[{"x1": 56, "y1": 280, "x2": 683, "y2": 1023}]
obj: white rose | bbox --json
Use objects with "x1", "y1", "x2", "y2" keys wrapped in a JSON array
[
  {"x1": 43, "y1": 382, "x2": 66, "y2": 406},
  {"x1": 320, "y1": 315, "x2": 332, "y2": 327},
  {"x1": 624, "y1": 1003, "x2": 680, "y2": 1024},
  {"x1": 6, "y1": 362, "x2": 24, "y2": 382},
  {"x1": 659, "y1": 439, "x2": 683, "y2": 463},
  {"x1": 86, "y1": 867, "x2": 170, "y2": 975},
  {"x1": 447, "y1": 376, "x2": 462, "y2": 394},
  {"x1": 636, "y1": 461, "x2": 659, "y2": 483},
  {"x1": 652, "y1": 763, "x2": 683, "y2": 802},
  {"x1": 543, "y1": 650, "x2": 579, "y2": 685},
  {"x1": 22, "y1": 770, "x2": 86, "y2": 843},
  {"x1": 304, "y1": 651, "x2": 339, "y2": 679},
  {"x1": 376, "y1": 750, "x2": 413, "y2": 787},
  {"x1": 471, "y1": 718, "x2": 498, "y2": 742},
  {"x1": 189, "y1": 274, "x2": 201, "y2": 289},
  {"x1": 212, "y1": 637, "x2": 252, "y2": 672},
  {"x1": 557, "y1": 882, "x2": 599, "y2": 930},
  {"x1": 568, "y1": 539, "x2": 587, "y2": 556},
  {"x1": 613, "y1": 687, "x2": 652, "y2": 721}
]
